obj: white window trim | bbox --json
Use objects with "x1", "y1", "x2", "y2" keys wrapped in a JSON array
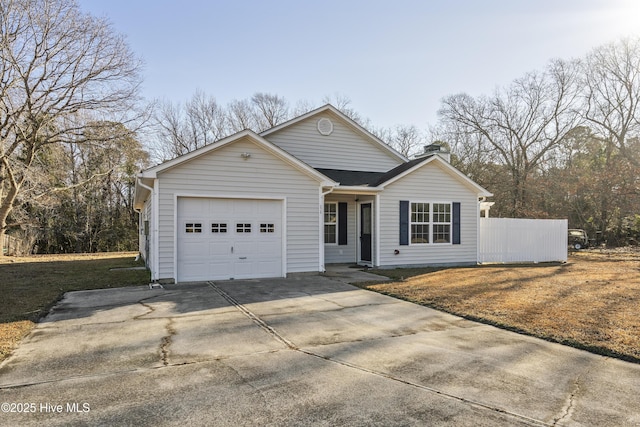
[
  {"x1": 324, "y1": 202, "x2": 338, "y2": 245},
  {"x1": 409, "y1": 201, "x2": 453, "y2": 245},
  {"x1": 410, "y1": 202, "x2": 430, "y2": 245}
]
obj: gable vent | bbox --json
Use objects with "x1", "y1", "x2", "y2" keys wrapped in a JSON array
[{"x1": 317, "y1": 118, "x2": 333, "y2": 136}]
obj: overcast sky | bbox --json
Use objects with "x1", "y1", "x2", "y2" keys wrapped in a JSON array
[{"x1": 79, "y1": 0, "x2": 640, "y2": 130}]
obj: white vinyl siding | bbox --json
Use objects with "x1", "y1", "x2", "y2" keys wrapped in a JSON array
[
  {"x1": 155, "y1": 136, "x2": 321, "y2": 281},
  {"x1": 264, "y1": 112, "x2": 402, "y2": 172},
  {"x1": 379, "y1": 161, "x2": 479, "y2": 266}
]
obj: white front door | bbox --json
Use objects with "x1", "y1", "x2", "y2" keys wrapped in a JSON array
[{"x1": 177, "y1": 197, "x2": 283, "y2": 282}]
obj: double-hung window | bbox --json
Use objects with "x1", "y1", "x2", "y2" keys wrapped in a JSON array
[
  {"x1": 410, "y1": 202, "x2": 451, "y2": 244},
  {"x1": 410, "y1": 203, "x2": 430, "y2": 244},
  {"x1": 432, "y1": 203, "x2": 451, "y2": 243},
  {"x1": 324, "y1": 203, "x2": 337, "y2": 244}
]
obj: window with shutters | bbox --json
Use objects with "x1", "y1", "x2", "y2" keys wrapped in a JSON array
[
  {"x1": 410, "y1": 203, "x2": 429, "y2": 244},
  {"x1": 324, "y1": 203, "x2": 337, "y2": 244},
  {"x1": 410, "y1": 202, "x2": 451, "y2": 244},
  {"x1": 432, "y1": 203, "x2": 451, "y2": 243}
]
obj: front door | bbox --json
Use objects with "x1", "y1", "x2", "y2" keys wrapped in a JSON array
[{"x1": 360, "y1": 203, "x2": 372, "y2": 263}]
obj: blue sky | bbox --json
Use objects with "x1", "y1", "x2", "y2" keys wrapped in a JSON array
[{"x1": 79, "y1": 0, "x2": 640, "y2": 130}]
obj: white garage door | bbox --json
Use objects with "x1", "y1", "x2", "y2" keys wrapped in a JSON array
[{"x1": 177, "y1": 198, "x2": 283, "y2": 282}]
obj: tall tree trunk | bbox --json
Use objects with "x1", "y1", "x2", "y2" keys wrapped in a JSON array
[{"x1": 0, "y1": 179, "x2": 20, "y2": 256}]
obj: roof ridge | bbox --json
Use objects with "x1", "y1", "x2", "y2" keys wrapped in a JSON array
[{"x1": 371, "y1": 156, "x2": 432, "y2": 187}]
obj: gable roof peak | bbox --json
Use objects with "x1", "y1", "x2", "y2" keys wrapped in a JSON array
[{"x1": 260, "y1": 104, "x2": 408, "y2": 163}]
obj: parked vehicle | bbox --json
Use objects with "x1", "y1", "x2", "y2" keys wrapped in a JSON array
[{"x1": 568, "y1": 229, "x2": 589, "y2": 250}]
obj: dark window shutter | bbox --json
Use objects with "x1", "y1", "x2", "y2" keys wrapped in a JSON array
[
  {"x1": 338, "y1": 202, "x2": 348, "y2": 245},
  {"x1": 452, "y1": 202, "x2": 461, "y2": 244},
  {"x1": 399, "y1": 200, "x2": 409, "y2": 245}
]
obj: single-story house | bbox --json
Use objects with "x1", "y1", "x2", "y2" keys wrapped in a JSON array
[{"x1": 134, "y1": 104, "x2": 492, "y2": 283}]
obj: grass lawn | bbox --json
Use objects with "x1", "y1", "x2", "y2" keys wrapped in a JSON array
[
  {"x1": 364, "y1": 249, "x2": 640, "y2": 363},
  {"x1": 0, "y1": 252, "x2": 150, "y2": 362}
]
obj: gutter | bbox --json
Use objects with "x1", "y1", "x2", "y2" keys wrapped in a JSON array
[
  {"x1": 134, "y1": 180, "x2": 154, "y2": 213},
  {"x1": 331, "y1": 185, "x2": 383, "y2": 194}
]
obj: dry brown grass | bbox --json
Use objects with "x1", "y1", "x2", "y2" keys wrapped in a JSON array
[
  {"x1": 365, "y1": 250, "x2": 640, "y2": 362},
  {"x1": 0, "y1": 252, "x2": 150, "y2": 362}
]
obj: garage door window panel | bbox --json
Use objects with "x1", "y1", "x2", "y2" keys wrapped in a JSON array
[
  {"x1": 211, "y1": 223, "x2": 227, "y2": 233},
  {"x1": 236, "y1": 223, "x2": 251, "y2": 233},
  {"x1": 185, "y1": 223, "x2": 202, "y2": 233},
  {"x1": 260, "y1": 223, "x2": 275, "y2": 233}
]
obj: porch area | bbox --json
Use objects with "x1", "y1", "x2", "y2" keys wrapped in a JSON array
[{"x1": 323, "y1": 192, "x2": 378, "y2": 268}]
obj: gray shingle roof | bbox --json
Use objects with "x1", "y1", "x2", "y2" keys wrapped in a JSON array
[
  {"x1": 315, "y1": 156, "x2": 432, "y2": 187},
  {"x1": 370, "y1": 156, "x2": 431, "y2": 186},
  {"x1": 315, "y1": 169, "x2": 386, "y2": 186}
]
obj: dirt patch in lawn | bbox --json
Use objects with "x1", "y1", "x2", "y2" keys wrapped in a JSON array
[
  {"x1": 364, "y1": 249, "x2": 640, "y2": 363},
  {"x1": 0, "y1": 252, "x2": 150, "y2": 362}
]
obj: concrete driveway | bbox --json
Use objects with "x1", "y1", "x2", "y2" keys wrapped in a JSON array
[{"x1": 1, "y1": 268, "x2": 639, "y2": 426}]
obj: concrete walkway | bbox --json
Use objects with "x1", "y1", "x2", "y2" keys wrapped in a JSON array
[{"x1": 1, "y1": 268, "x2": 639, "y2": 426}]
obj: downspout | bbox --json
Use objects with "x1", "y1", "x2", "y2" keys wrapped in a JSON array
[
  {"x1": 319, "y1": 185, "x2": 336, "y2": 273},
  {"x1": 138, "y1": 180, "x2": 153, "y2": 193}
]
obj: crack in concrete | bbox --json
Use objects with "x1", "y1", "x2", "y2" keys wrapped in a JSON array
[
  {"x1": 313, "y1": 295, "x2": 400, "y2": 311},
  {"x1": 0, "y1": 361, "x2": 202, "y2": 390},
  {"x1": 206, "y1": 281, "x2": 550, "y2": 427},
  {"x1": 139, "y1": 295, "x2": 178, "y2": 367},
  {"x1": 160, "y1": 319, "x2": 176, "y2": 366},
  {"x1": 552, "y1": 375, "x2": 581, "y2": 426},
  {"x1": 135, "y1": 301, "x2": 156, "y2": 320},
  {"x1": 551, "y1": 357, "x2": 607, "y2": 426}
]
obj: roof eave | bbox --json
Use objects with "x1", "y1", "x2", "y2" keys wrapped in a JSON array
[{"x1": 331, "y1": 185, "x2": 383, "y2": 194}]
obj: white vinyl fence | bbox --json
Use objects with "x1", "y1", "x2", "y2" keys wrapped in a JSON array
[{"x1": 479, "y1": 218, "x2": 568, "y2": 263}]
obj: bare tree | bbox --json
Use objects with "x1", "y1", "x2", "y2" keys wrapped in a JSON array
[
  {"x1": 251, "y1": 92, "x2": 289, "y2": 129},
  {"x1": 185, "y1": 90, "x2": 227, "y2": 145},
  {"x1": 582, "y1": 37, "x2": 640, "y2": 165},
  {"x1": 0, "y1": 0, "x2": 142, "y2": 246},
  {"x1": 226, "y1": 99, "x2": 259, "y2": 133},
  {"x1": 439, "y1": 59, "x2": 582, "y2": 216},
  {"x1": 388, "y1": 124, "x2": 423, "y2": 157},
  {"x1": 322, "y1": 93, "x2": 367, "y2": 125},
  {"x1": 153, "y1": 90, "x2": 226, "y2": 159},
  {"x1": 291, "y1": 99, "x2": 318, "y2": 117},
  {"x1": 153, "y1": 100, "x2": 188, "y2": 159}
]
